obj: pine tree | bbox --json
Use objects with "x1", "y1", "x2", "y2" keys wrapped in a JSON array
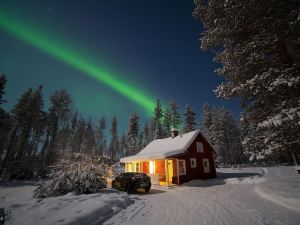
[
  {"x1": 109, "y1": 116, "x2": 119, "y2": 163},
  {"x1": 72, "y1": 116, "x2": 86, "y2": 153},
  {"x1": 194, "y1": 0, "x2": 300, "y2": 163},
  {"x1": 143, "y1": 122, "x2": 150, "y2": 145},
  {"x1": 151, "y1": 99, "x2": 163, "y2": 139},
  {"x1": 120, "y1": 133, "x2": 128, "y2": 157},
  {"x1": 0, "y1": 74, "x2": 7, "y2": 105},
  {"x1": 163, "y1": 107, "x2": 172, "y2": 137},
  {"x1": 200, "y1": 103, "x2": 213, "y2": 137},
  {"x1": 45, "y1": 89, "x2": 72, "y2": 164},
  {"x1": 3, "y1": 86, "x2": 45, "y2": 178},
  {"x1": 68, "y1": 111, "x2": 78, "y2": 151},
  {"x1": 82, "y1": 118, "x2": 96, "y2": 154},
  {"x1": 127, "y1": 112, "x2": 140, "y2": 155},
  {"x1": 96, "y1": 116, "x2": 106, "y2": 155},
  {"x1": 169, "y1": 100, "x2": 181, "y2": 130},
  {"x1": 0, "y1": 75, "x2": 10, "y2": 166},
  {"x1": 183, "y1": 105, "x2": 197, "y2": 132}
]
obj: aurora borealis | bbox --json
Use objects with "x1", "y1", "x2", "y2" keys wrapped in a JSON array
[
  {"x1": 0, "y1": 9, "x2": 156, "y2": 116},
  {"x1": 0, "y1": 0, "x2": 240, "y2": 132}
]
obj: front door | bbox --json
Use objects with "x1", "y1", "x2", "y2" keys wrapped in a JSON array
[
  {"x1": 203, "y1": 159, "x2": 210, "y2": 173},
  {"x1": 167, "y1": 160, "x2": 173, "y2": 182}
]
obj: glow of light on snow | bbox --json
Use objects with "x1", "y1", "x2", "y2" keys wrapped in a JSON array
[{"x1": 0, "y1": 11, "x2": 156, "y2": 115}]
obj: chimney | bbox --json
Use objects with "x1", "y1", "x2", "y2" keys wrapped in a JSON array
[{"x1": 171, "y1": 128, "x2": 178, "y2": 138}]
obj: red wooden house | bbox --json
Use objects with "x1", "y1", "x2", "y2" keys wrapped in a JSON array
[{"x1": 120, "y1": 129, "x2": 216, "y2": 186}]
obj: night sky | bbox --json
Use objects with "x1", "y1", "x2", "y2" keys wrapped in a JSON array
[{"x1": 0, "y1": 0, "x2": 240, "y2": 132}]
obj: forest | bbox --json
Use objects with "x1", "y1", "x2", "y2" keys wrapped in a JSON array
[{"x1": 0, "y1": 70, "x2": 298, "y2": 180}]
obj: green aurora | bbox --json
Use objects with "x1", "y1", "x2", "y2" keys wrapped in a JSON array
[{"x1": 0, "y1": 10, "x2": 156, "y2": 116}]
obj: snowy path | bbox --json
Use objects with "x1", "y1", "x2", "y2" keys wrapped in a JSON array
[{"x1": 104, "y1": 167, "x2": 300, "y2": 225}]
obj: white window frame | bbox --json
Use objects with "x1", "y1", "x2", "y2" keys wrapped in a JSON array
[
  {"x1": 196, "y1": 142, "x2": 204, "y2": 153},
  {"x1": 190, "y1": 158, "x2": 197, "y2": 168},
  {"x1": 178, "y1": 159, "x2": 186, "y2": 175}
]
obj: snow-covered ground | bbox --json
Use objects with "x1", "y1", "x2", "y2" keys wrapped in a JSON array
[
  {"x1": 0, "y1": 182, "x2": 134, "y2": 225},
  {"x1": 1, "y1": 167, "x2": 299, "y2": 225},
  {"x1": 105, "y1": 167, "x2": 300, "y2": 225}
]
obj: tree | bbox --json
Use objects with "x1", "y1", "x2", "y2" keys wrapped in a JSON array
[
  {"x1": 169, "y1": 100, "x2": 181, "y2": 130},
  {"x1": 194, "y1": 0, "x2": 300, "y2": 163},
  {"x1": 72, "y1": 116, "x2": 86, "y2": 153},
  {"x1": 143, "y1": 122, "x2": 150, "y2": 145},
  {"x1": 83, "y1": 118, "x2": 96, "y2": 154},
  {"x1": 0, "y1": 75, "x2": 10, "y2": 165},
  {"x1": 120, "y1": 133, "x2": 128, "y2": 157},
  {"x1": 96, "y1": 116, "x2": 106, "y2": 155},
  {"x1": 127, "y1": 112, "x2": 140, "y2": 155},
  {"x1": 183, "y1": 105, "x2": 197, "y2": 132},
  {"x1": 2, "y1": 86, "x2": 45, "y2": 178},
  {"x1": 0, "y1": 74, "x2": 7, "y2": 105},
  {"x1": 151, "y1": 99, "x2": 163, "y2": 139},
  {"x1": 163, "y1": 107, "x2": 172, "y2": 137},
  {"x1": 109, "y1": 116, "x2": 119, "y2": 163},
  {"x1": 45, "y1": 89, "x2": 72, "y2": 164},
  {"x1": 200, "y1": 103, "x2": 213, "y2": 137}
]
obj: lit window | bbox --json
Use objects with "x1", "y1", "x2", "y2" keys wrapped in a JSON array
[
  {"x1": 197, "y1": 142, "x2": 204, "y2": 153},
  {"x1": 190, "y1": 158, "x2": 197, "y2": 168},
  {"x1": 135, "y1": 162, "x2": 140, "y2": 172},
  {"x1": 149, "y1": 161, "x2": 155, "y2": 174},
  {"x1": 178, "y1": 160, "x2": 186, "y2": 175},
  {"x1": 125, "y1": 163, "x2": 132, "y2": 172}
]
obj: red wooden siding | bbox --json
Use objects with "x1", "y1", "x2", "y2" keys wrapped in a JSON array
[
  {"x1": 142, "y1": 161, "x2": 149, "y2": 173},
  {"x1": 168, "y1": 133, "x2": 216, "y2": 184}
]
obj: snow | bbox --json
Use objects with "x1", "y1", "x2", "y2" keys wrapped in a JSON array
[
  {"x1": 0, "y1": 181, "x2": 134, "y2": 225},
  {"x1": 105, "y1": 167, "x2": 300, "y2": 225},
  {"x1": 120, "y1": 130, "x2": 201, "y2": 162},
  {"x1": 1, "y1": 166, "x2": 299, "y2": 225}
]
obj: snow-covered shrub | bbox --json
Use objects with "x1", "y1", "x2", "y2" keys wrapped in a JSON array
[
  {"x1": 34, "y1": 153, "x2": 109, "y2": 198},
  {"x1": 34, "y1": 169, "x2": 107, "y2": 198}
]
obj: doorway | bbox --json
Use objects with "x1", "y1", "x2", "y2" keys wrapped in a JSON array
[{"x1": 167, "y1": 160, "x2": 173, "y2": 183}]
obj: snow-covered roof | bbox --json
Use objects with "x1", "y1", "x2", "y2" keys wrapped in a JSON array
[{"x1": 120, "y1": 130, "x2": 201, "y2": 163}]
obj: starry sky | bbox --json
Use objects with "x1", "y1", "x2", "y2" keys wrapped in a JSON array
[{"x1": 0, "y1": 0, "x2": 240, "y2": 132}]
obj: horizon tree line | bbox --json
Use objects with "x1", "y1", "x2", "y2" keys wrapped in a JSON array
[{"x1": 2, "y1": 72, "x2": 293, "y2": 180}]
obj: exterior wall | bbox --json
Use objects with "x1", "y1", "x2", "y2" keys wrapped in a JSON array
[
  {"x1": 142, "y1": 161, "x2": 149, "y2": 173},
  {"x1": 169, "y1": 133, "x2": 216, "y2": 184}
]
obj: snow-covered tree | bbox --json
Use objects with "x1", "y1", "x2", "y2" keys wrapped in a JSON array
[
  {"x1": 34, "y1": 153, "x2": 108, "y2": 198},
  {"x1": 194, "y1": 0, "x2": 300, "y2": 162},
  {"x1": 200, "y1": 103, "x2": 213, "y2": 137},
  {"x1": 183, "y1": 104, "x2": 197, "y2": 132}
]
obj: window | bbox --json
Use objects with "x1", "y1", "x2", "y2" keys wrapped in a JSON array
[
  {"x1": 178, "y1": 160, "x2": 186, "y2": 175},
  {"x1": 196, "y1": 142, "x2": 204, "y2": 153},
  {"x1": 203, "y1": 159, "x2": 210, "y2": 173},
  {"x1": 135, "y1": 162, "x2": 140, "y2": 172},
  {"x1": 125, "y1": 163, "x2": 132, "y2": 172},
  {"x1": 190, "y1": 158, "x2": 197, "y2": 168}
]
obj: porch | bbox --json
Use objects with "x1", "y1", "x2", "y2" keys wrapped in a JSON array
[{"x1": 124, "y1": 159, "x2": 180, "y2": 186}]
